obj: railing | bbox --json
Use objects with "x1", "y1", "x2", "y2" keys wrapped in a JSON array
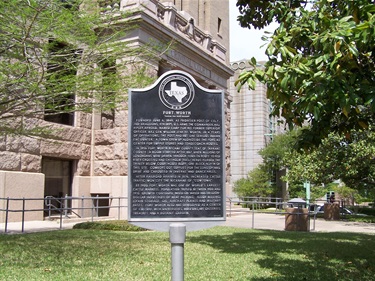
[
  {"x1": 0, "y1": 196, "x2": 128, "y2": 233},
  {"x1": 44, "y1": 195, "x2": 82, "y2": 219},
  {"x1": 226, "y1": 196, "x2": 285, "y2": 216},
  {"x1": 2, "y1": 196, "x2": 330, "y2": 233},
  {"x1": 226, "y1": 196, "x2": 316, "y2": 231}
]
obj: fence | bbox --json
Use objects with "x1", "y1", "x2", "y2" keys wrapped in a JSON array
[
  {"x1": 226, "y1": 196, "x2": 286, "y2": 215},
  {"x1": 2, "y1": 196, "x2": 333, "y2": 233},
  {"x1": 226, "y1": 196, "x2": 319, "y2": 231},
  {"x1": 0, "y1": 196, "x2": 128, "y2": 233}
]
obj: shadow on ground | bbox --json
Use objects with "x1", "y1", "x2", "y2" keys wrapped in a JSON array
[{"x1": 188, "y1": 227, "x2": 375, "y2": 280}]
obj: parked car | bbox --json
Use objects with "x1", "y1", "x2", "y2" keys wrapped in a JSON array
[{"x1": 309, "y1": 204, "x2": 353, "y2": 215}]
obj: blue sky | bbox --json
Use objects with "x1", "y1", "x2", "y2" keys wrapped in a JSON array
[{"x1": 229, "y1": 1, "x2": 277, "y2": 62}]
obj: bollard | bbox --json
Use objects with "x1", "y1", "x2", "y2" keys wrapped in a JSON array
[{"x1": 169, "y1": 223, "x2": 186, "y2": 281}]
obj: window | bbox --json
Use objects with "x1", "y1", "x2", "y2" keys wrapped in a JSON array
[
  {"x1": 100, "y1": 59, "x2": 116, "y2": 129},
  {"x1": 218, "y1": 17, "x2": 222, "y2": 35},
  {"x1": 44, "y1": 39, "x2": 80, "y2": 126},
  {"x1": 91, "y1": 194, "x2": 110, "y2": 216}
]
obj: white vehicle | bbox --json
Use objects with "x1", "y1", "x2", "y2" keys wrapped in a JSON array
[{"x1": 309, "y1": 204, "x2": 353, "y2": 215}]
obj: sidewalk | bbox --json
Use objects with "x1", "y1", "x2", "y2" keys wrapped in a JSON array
[
  {"x1": 1, "y1": 213, "x2": 374, "y2": 234},
  {"x1": 0, "y1": 219, "x2": 78, "y2": 234},
  {"x1": 224, "y1": 212, "x2": 375, "y2": 233}
]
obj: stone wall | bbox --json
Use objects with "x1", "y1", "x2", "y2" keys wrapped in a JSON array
[
  {"x1": 0, "y1": 116, "x2": 92, "y2": 174},
  {"x1": 0, "y1": 171, "x2": 45, "y2": 222},
  {"x1": 93, "y1": 127, "x2": 128, "y2": 176}
]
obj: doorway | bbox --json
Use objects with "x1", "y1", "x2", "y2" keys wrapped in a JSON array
[{"x1": 42, "y1": 157, "x2": 73, "y2": 214}]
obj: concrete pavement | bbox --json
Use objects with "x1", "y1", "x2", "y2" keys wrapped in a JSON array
[
  {"x1": 1, "y1": 213, "x2": 374, "y2": 234},
  {"x1": 0, "y1": 219, "x2": 78, "y2": 234},
  {"x1": 224, "y1": 212, "x2": 375, "y2": 234}
]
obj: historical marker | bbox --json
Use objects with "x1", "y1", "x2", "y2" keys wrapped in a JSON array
[{"x1": 128, "y1": 70, "x2": 225, "y2": 231}]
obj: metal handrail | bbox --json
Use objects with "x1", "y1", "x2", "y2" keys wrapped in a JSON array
[
  {"x1": 44, "y1": 196, "x2": 64, "y2": 218},
  {"x1": 44, "y1": 196, "x2": 82, "y2": 219},
  {"x1": 0, "y1": 196, "x2": 128, "y2": 233}
]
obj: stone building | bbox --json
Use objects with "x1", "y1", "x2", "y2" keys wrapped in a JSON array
[
  {"x1": 0, "y1": 0, "x2": 233, "y2": 222},
  {"x1": 229, "y1": 60, "x2": 284, "y2": 196}
]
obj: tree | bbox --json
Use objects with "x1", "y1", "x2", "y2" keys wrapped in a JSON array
[
  {"x1": 285, "y1": 127, "x2": 375, "y2": 199},
  {"x1": 0, "y1": 0, "x2": 163, "y2": 135},
  {"x1": 258, "y1": 129, "x2": 299, "y2": 175},
  {"x1": 233, "y1": 165, "x2": 276, "y2": 198},
  {"x1": 237, "y1": 126, "x2": 375, "y2": 200},
  {"x1": 233, "y1": 130, "x2": 299, "y2": 198},
  {"x1": 235, "y1": 0, "x2": 375, "y2": 145}
]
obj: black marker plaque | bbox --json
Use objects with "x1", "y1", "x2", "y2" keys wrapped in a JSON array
[{"x1": 129, "y1": 71, "x2": 225, "y2": 230}]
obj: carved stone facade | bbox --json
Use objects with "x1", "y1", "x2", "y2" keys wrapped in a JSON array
[{"x1": 0, "y1": 0, "x2": 233, "y2": 222}]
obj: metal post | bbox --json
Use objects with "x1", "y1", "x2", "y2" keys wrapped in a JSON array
[
  {"x1": 91, "y1": 197, "x2": 94, "y2": 222},
  {"x1": 5, "y1": 197, "x2": 9, "y2": 233},
  {"x1": 22, "y1": 198, "x2": 25, "y2": 233},
  {"x1": 64, "y1": 194, "x2": 68, "y2": 218},
  {"x1": 60, "y1": 208, "x2": 63, "y2": 230},
  {"x1": 169, "y1": 223, "x2": 186, "y2": 281},
  {"x1": 304, "y1": 181, "x2": 311, "y2": 232},
  {"x1": 252, "y1": 202, "x2": 255, "y2": 229},
  {"x1": 229, "y1": 198, "x2": 232, "y2": 217},
  {"x1": 48, "y1": 197, "x2": 51, "y2": 218},
  {"x1": 81, "y1": 195, "x2": 84, "y2": 218},
  {"x1": 304, "y1": 181, "x2": 311, "y2": 206},
  {"x1": 118, "y1": 197, "x2": 121, "y2": 220},
  {"x1": 96, "y1": 195, "x2": 99, "y2": 217}
]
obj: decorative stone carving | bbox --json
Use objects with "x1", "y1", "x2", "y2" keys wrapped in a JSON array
[{"x1": 175, "y1": 16, "x2": 206, "y2": 45}]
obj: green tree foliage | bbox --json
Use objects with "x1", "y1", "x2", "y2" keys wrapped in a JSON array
[
  {"x1": 0, "y1": 0, "x2": 164, "y2": 135},
  {"x1": 285, "y1": 127, "x2": 375, "y2": 198},
  {"x1": 233, "y1": 165, "x2": 275, "y2": 197},
  {"x1": 235, "y1": 0, "x2": 375, "y2": 145},
  {"x1": 258, "y1": 129, "x2": 299, "y2": 172},
  {"x1": 233, "y1": 131, "x2": 299, "y2": 198},
  {"x1": 236, "y1": 127, "x2": 375, "y2": 200}
]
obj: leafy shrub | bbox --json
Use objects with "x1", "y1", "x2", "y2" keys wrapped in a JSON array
[
  {"x1": 73, "y1": 220, "x2": 148, "y2": 231},
  {"x1": 345, "y1": 215, "x2": 375, "y2": 224},
  {"x1": 355, "y1": 207, "x2": 375, "y2": 216}
]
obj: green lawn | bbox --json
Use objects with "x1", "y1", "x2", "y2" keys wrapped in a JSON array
[{"x1": 1, "y1": 226, "x2": 374, "y2": 280}]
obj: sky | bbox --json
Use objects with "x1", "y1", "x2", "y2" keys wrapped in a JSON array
[{"x1": 229, "y1": 1, "x2": 277, "y2": 62}]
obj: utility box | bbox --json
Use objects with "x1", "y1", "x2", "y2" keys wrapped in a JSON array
[
  {"x1": 324, "y1": 203, "x2": 340, "y2": 220},
  {"x1": 285, "y1": 207, "x2": 309, "y2": 231}
]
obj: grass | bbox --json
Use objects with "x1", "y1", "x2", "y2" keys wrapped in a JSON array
[
  {"x1": 344, "y1": 215, "x2": 375, "y2": 223},
  {"x1": 312, "y1": 213, "x2": 375, "y2": 223},
  {"x1": 72, "y1": 220, "x2": 148, "y2": 231},
  {"x1": 0, "y1": 226, "x2": 374, "y2": 280}
]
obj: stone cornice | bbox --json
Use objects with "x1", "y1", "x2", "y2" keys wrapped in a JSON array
[{"x1": 100, "y1": 0, "x2": 228, "y2": 64}]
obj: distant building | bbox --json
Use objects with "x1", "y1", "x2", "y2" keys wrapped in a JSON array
[
  {"x1": 0, "y1": 0, "x2": 233, "y2": 222},
  {"x1": 229, "y1": 60, "x2": 284, "y2": 196}
]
